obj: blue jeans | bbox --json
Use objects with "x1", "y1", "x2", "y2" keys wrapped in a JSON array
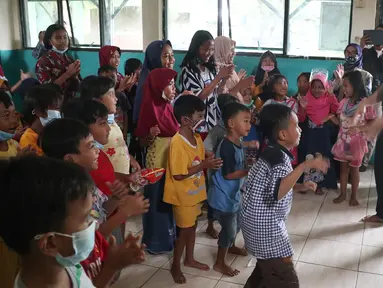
[{"x1": 213, "y1": 209, "x2": 240, "y2": 248}]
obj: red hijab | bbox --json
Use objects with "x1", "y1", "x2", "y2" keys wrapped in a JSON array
[
  {"x1": 99, "y1": 45, "x2": 121, "y2": 67},
  {"x1": 135, "y1": 68, "x2": 179, "y2": 138}
]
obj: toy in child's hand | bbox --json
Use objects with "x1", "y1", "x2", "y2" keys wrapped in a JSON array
[{"x1": 129, "y1": 168, "x2": 166, "y2": 191}]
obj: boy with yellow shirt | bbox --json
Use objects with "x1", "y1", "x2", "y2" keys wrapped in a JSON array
[{"x1": 164, "y1": 95, "x2": 222, "y2": 284}]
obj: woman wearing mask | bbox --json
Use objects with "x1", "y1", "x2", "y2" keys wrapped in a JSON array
[
  {"x1": 180, "y1": 30, "x2": 231, "y2": 131},
  {"x1": 35, "y1": 24, "x2": 81, "y2": 103},
  {"x1": 214, "y1": 36, "x2": 254, "y2": 103}
]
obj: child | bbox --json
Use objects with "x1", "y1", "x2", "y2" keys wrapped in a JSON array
[
  {"x1": 240, "y1": 104, "x2": 328, "y2": 288},
  {"x1": 19, "y1": 84, "x2": 63, "y2": 155},
  {"x1": 297, "y1": 71, "x2": 339, "y2": 194},
  {"x1": 0, "y1": 156, "x2": 146, "y2": 287},
  {"x1": 208, "y1": 102, "x2": 250, "y2": 277},
  {"x1": 164, "y1": 95, "x2": 223, "y2": 284},
  {"x1": 294, "y1": 72, "x2": 310, "y2": 98},
  {"x1": 332, "y1": 71, "x2": 377, "y2": 206}
]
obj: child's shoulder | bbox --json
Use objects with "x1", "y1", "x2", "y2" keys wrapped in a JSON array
[{"x1": 259, "y1": 145, "x2": 289, "y2": 168}]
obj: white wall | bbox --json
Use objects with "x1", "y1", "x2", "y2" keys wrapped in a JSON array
[
  {"x1": 351, "y1": 0, "x2": 377, "y2": 43},
  {"x1": 0, "y1": 0, "x2": 20, "y2": 50}
]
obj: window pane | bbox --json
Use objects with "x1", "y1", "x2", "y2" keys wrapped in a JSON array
[
  {"x1": 106, "y1": 0, "x2": 143, "y2": 50},
  {"x1": 221, "y1": 0, "x2": 284, "y2": 53},
  {"x1": 63, "y1": 0, "x2": 100, "y2": 46},
  {"x1": 23, "y1": 0, "x2": 58, "y2": 47},
  {"x1": 287, "y1": 0, "x2": 352, "y2": 58},
  {"x1": 167, "y1": 0, "x2": 218, "y2": 50}
]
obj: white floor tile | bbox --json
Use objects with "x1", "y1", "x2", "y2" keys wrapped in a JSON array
[
  {"x1": 215, "y1": 281, "x2": 244, "y2": 288},
  {"x1": 195, "y1": 222, "x2": 221, "y2": 247},
  {"x1": 290, "y1": 234, "x2": 307, "y2": 260},
  {"x1": 356, "y1": 272, "x2": 383, "y2": 288},
  {"x1": 125, "y1": 215, "x2": 143, "y2": 234},
  {"x1": 318, "y1": 202, "x2": 368, "y2": 223},
  {"x1": 113, "y1": 264, "x2": 158, "y2": 288},
  {"x1": 293, "y1": 190, "x2": 327, "y2": 202},
  {"x1": 286, "y1": 213, "x2": 316, "y2": 236},
  {"x1": 324, "y1": 187, "x2": 370, "y2": 208},
  {"x1": 359, "y1": 246, "x2": 383, "y2": 274},
  {"x1": 363, "y1": 222, "x2": 383, "y2": 248},
  {"x1": 290, "y1": 198, "x2": 323, "y2": 215}
]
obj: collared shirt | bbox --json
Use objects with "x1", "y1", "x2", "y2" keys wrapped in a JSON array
[{"x1": 240, "y1": 143, "x2": 294, "y2": 259}]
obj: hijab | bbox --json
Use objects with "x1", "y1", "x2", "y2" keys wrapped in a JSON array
[
  {"x1": 344, "y1": 43, "x2": 363, "y2": 72},
  {"x1": 99, "y1": 45, "x2": 121, "y2": 67},
  {"x1": 133, "y1": 40, "x2": 172, "y2": 122},
  {"x1": 135, "y1": 68, "x2": 179, "y2": 138},
  {"x1": 252, "y1": 51, "x2": 280, "y2": 86}
]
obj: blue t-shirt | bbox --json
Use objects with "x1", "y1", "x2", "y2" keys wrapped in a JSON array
[{"x1": 208, "y1": 138, "x2": 245, "y2": 212}]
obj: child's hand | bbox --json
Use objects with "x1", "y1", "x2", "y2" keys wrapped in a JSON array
[
  {"x1": 238, "y1": 69, "x2": 247, "y2": 80},
  {"x1": 202, "y1": 156, "x2": 223, "y2": 170},
  {"x1": 66, "y1": 61, "x2": 81, "y2": 77},
  {"x1": 107, "y1": 180, "x2": 129, "y2": 200},
  {"x1": 303, "y1": 181, "x2": 317, "y2": 192},
  {"x1": 305, "y1": 155, "x2": 329, "y2": 174},
  {"x1": 16, "y1": 145, "x2": 37, "y2": 157},
  {"x1": 297, "y1": 95, "x2": 307, "y2": 109},
  {"x1": 149, "y1": 125, "x2": 161, "y2": 138},
  {"x1": 218, "y1": 65, "x2": 230, "y2": 80},
  {"x1": 130, "y1": 156, "x2": 141, "y2": 172},
  {"x1": 117, "y1": 193, "x2": 150, "y2": 218},
  {"x1": 260, "y1": 71, "x2": 269, "y2": 87},
  {"x1": 105, "y1": 234, "x2": 146, "y2": 271},
  {"x1": 238, "y1": 76, "x2": 255, "y2": 91}
]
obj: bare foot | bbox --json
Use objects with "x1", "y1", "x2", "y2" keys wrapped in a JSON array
[
  {"x1": 228, "y1": 245, "x2": 248, "y2": 256},
  {"x1": 349, "y1": 198, "x2": 360, "y2": 206},
  {"x1": 361, "y1": 214, "x2": 383, "y2": 223},
  {"x1": 171, "y1": 265, "x2": 186, "y2": 284},
  {"x1": 184, "y1": 259, "x2": 210, "y2": 271},
  {"x1": 206, "y1": 224, "x2": 219, "y2": 239},
  {"x1": 333, "y1": 193, "x2": 346, "y2": 204},
  {"x1": 315, "y1": 188, "x2": 325, "y2": 195},
  {"x1": 213, "y1": 263, "x2": 240, "y2": 276}
]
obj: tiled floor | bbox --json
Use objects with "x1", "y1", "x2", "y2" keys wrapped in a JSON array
[{"x1": 116, "y1": 168, "x2": 383, "y2": 288}]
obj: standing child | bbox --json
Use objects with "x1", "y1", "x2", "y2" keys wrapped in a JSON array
[
  {"x1": 164, "y1": 95, "x2": 223, "y2": 284},
  {"x1": 241, "y1": 104, "x2": 328, "y2": 288},
  {"x1": 209, "y1": 102, "x2": 250, "y2": 277},
  {"x1": 294, "y1": 72, "x2": 311, "y2": 99},
  {"x1": 332, "y1": 70, "x2": 377, "y2": 205}
]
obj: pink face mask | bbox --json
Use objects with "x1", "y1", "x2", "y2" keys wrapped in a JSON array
[{"x1": 261, "y1": 65, "x2": 275, "y2": 72}]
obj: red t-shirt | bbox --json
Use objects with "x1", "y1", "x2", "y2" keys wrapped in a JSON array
[
  {"x1": 90, "y1": 150, "x2": 116, "y2": 196},
  {"x1": 81, "y1": 230, "x2": 109, "y2": 280}
]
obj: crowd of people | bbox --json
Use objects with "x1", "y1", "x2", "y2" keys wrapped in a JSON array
[{"x1": 1, "y1": 21, "x2": 383, "y2": 288}]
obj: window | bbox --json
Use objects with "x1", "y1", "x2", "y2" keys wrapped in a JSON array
[{"x1": 166, "y1": 0, "x2": 218, "y2": 50}]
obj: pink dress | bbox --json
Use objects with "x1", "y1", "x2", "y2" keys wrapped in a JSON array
[{"x1": 332, "y1": 99, "x2": 375, "y2": 167}]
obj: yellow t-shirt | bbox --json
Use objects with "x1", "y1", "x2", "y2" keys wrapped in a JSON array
[
  {"x1": 0, "y1": 139, "x2": 18, "y2": 159},
  {"x1": 102, "y1": 122, "x2": 130, "y2": 174},
  {"x1": 164, "y1": 132, "x2": 207, "y2": 207},
  {"x1": 19, "y1": 128, "x2": 43, "y2": 156}
]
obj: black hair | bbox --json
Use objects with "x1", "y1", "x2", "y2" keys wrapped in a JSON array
[
  {"x1": 222, "y1": 102, "x2": 250, "y2": 128},
  {"x1": 173, "y1": 95, "x2": 205, "y2": 124},
  {"x1": 62, "y1": 98, "x2": 108, "y2": 125},
  {"x1": 270, "y1": 74, "x2": 288, "y2": 98},
  {"x1": 98, "y1": 65, "x2": 117, "y2": 76},
  {"x1": 343, "y1": 70, "x2": 368, "y2": 102},
  {"x1": 0, "y1": 91, "x2": 13, "y2": 108},
  {"x1": 43, "y1": 24, "x2": 69, "y2": 50},
  {"x1": 125, "y1": 58, "x2": 142, "y2": 76},
  {"x1": 41, "y1": 118, "x2": 91, "y2": 159},
  {"x1": 80, "y1": 76, "x2": 114, "y2": 100},
  {"x1": 180, "y1": 30, "x2": 216, "y2": 76},
  {"x1": 217, "y1": 93, "x2": 239, "y2": 111},
  {"x1": 297, "y1": 72, "x2": 310, "y2": 83},
  {"x1": 22, "y1": 85, "x2": 64, "y2": 126},
  {"x1": 38, "y1": 31, "x2": 45, "y2": 37},
  {"x1": 260, "y1": 104, "x2": 292, "y2": 141},
  {"x1": 0, "y1": 155, "x2": 93, "y2": 256},
  {"x1": 80, "y1": 75, "x2": 98, "y2": 98}
]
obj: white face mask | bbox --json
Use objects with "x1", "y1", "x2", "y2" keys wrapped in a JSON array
[
  {"x1": 52, "y1": 46, "x2": 68, "y2": 54},
  {"x1": 107, "y1": 114, "x2": 115, "y2": 124},
  {"x1": 40, "y1": 110, "x2": 61, "y2": 127}
]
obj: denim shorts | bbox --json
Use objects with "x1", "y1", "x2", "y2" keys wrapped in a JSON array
[{"x1": 213, "y1": 209, "x2": 240, "y2": 248}]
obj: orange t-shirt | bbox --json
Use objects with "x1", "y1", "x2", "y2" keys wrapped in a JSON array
[{"x1": 19, "y1": 128, "x2": 43, "y2": 156}]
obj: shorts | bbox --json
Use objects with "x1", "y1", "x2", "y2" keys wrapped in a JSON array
[
  {"x1": 213, "y1": 209, "x2": 240, "y2": 248},
  {"x1": 173, "y1": 204, "x2": 202, "y2": 228},
  {"x1": 334, "y1": 157, "x2": 362, "y2": 168},
  {"x1": 244, "y1": 257, "x2": 299, "y2": 288}
]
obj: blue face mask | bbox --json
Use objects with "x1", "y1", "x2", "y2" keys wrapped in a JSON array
[
  {"x1": 52, "y1": 46, "x2": 68, "y2": 54},
  {"x1": 0, "y1": 130, "x2": 15, "y2": 142},
  {"x1": 40, "y1": 110, "x2": 61, "y2": 127},
  {"x1": 94, "y1": 141, "x2": 104, "y2": 150},
  {"x1": 107, "y1": 114, "x2": 115, "y2": 124}
]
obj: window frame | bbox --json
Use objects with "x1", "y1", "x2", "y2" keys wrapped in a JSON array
[{"x1": 163, "y1": 0, "x2": 354, "y2": 60}]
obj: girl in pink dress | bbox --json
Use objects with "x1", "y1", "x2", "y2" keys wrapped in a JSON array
[{"x1": 332, "y1": 71, "x2": 376, "y2": 206}]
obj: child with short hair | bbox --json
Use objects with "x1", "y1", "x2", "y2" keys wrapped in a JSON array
[
  {"x1": 295, "y1": 72, "x2": 311, "y2": 98},
  {"x1": 164, "y1": 95, "x2": 223, "y2": 284},
  {"x1": 241, "y1": 104, "x2": 328, "y2": 288},
  {"x1": 209, "y1": 102, "x2": 251, "y2": 277},
  {"x1": 0, "y1": 156, "x2": 146, "y2": 287}
]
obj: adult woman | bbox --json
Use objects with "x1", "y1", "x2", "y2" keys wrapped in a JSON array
[
  {"x1": 35, "y1": 24, "x2": 81, "y2": 103},
  {"x1": 180, "y1": 30, "x2": 230, "y2": 131},
  {"x1": 214, "y1": 36, "x2": 254, "y2": 103},
  {"x1": 251, "y1": 50, "x2": 281, "y2": 105},
  {"x1": 135, "y1": 68, "x2": 178, "y2": 253}
]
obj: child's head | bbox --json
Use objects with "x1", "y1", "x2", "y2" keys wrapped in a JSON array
[
  {"x1": 271, "y1": 75, "x2": 288, "y2": 98},
  {"x1": 222, "y1": 102, "x2": 251, "y2": 137},
  {"x1": 174, "y1": 95, "x2": 205, "y2": 130},
  {"x1": 99, "y1": 46, "x2": 121, "y2": 69},
  {"x1": 342, "y1": 70, "x2": 367, "y2": 101},
  {"x1": 0, "y1": 91, "x2": 18, "y2": 140},
  {"x1": 241, "y1": 88, "x2": 253, "y2": 105},
  {"x1": 0, "y1": 156, "x2": 94, "y2": 265},
  {"x1": 297, "y1": 72, "x2": 310, "y2": 96},
  {"x1": 260, "y1": 104, "x2": 301, "y2": 149},
  {"x1": 41, "y1": 118, "x2": 99, "y2": 171},
  {"x1": 44, "y1": 24, "x2": 69, "y2": 51},
  {"x1": 80, "y1": 76, "x2": 117, "y2": 114},
  {"x1": 124, "y1": 58, "x2": 143, "y2": 80},
  {"x1": 62, "y1": 99, "x2": 111, "y2": 146},
  {"x1": 98, "y1": 65, "x2": 118, "y2": 85},
  {"x1": 310, "y1": 79, "x2": 326, "y2": 98},
  {"x1": 217, "y1": 93, "x2": 239, "y2": 112},
  {"x1": 23, "y1": 84, "x2": 63, "y2": 127}
]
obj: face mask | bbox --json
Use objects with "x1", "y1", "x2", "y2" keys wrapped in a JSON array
[
  {"x1": 261, "y1": 65, "x2": 274, "y2": 72},
  {"x1": 107, "y1": 114, "x2": 115, "y2": 124},
  {"x1": 191, "y1": 119, "x2": 206, "y2": 133},
  {"x1": 94, "y1": 141, "x2": 104, "y2": 150},
  {"x1": 244, "y1": 100, "x2": 254, "y2": 108},
  {"x1": 345, "y1": 56, "x2": 357, "y2": 64},
  {"x1": 52, "y1": 46, "x2": 68, "y2": 54},
  {"x1": 40, "y1": 110, "x2": 61, "y2": 127},
  {"x1": 0, "y1": 130, "x2": 15, "y2": 142}
]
